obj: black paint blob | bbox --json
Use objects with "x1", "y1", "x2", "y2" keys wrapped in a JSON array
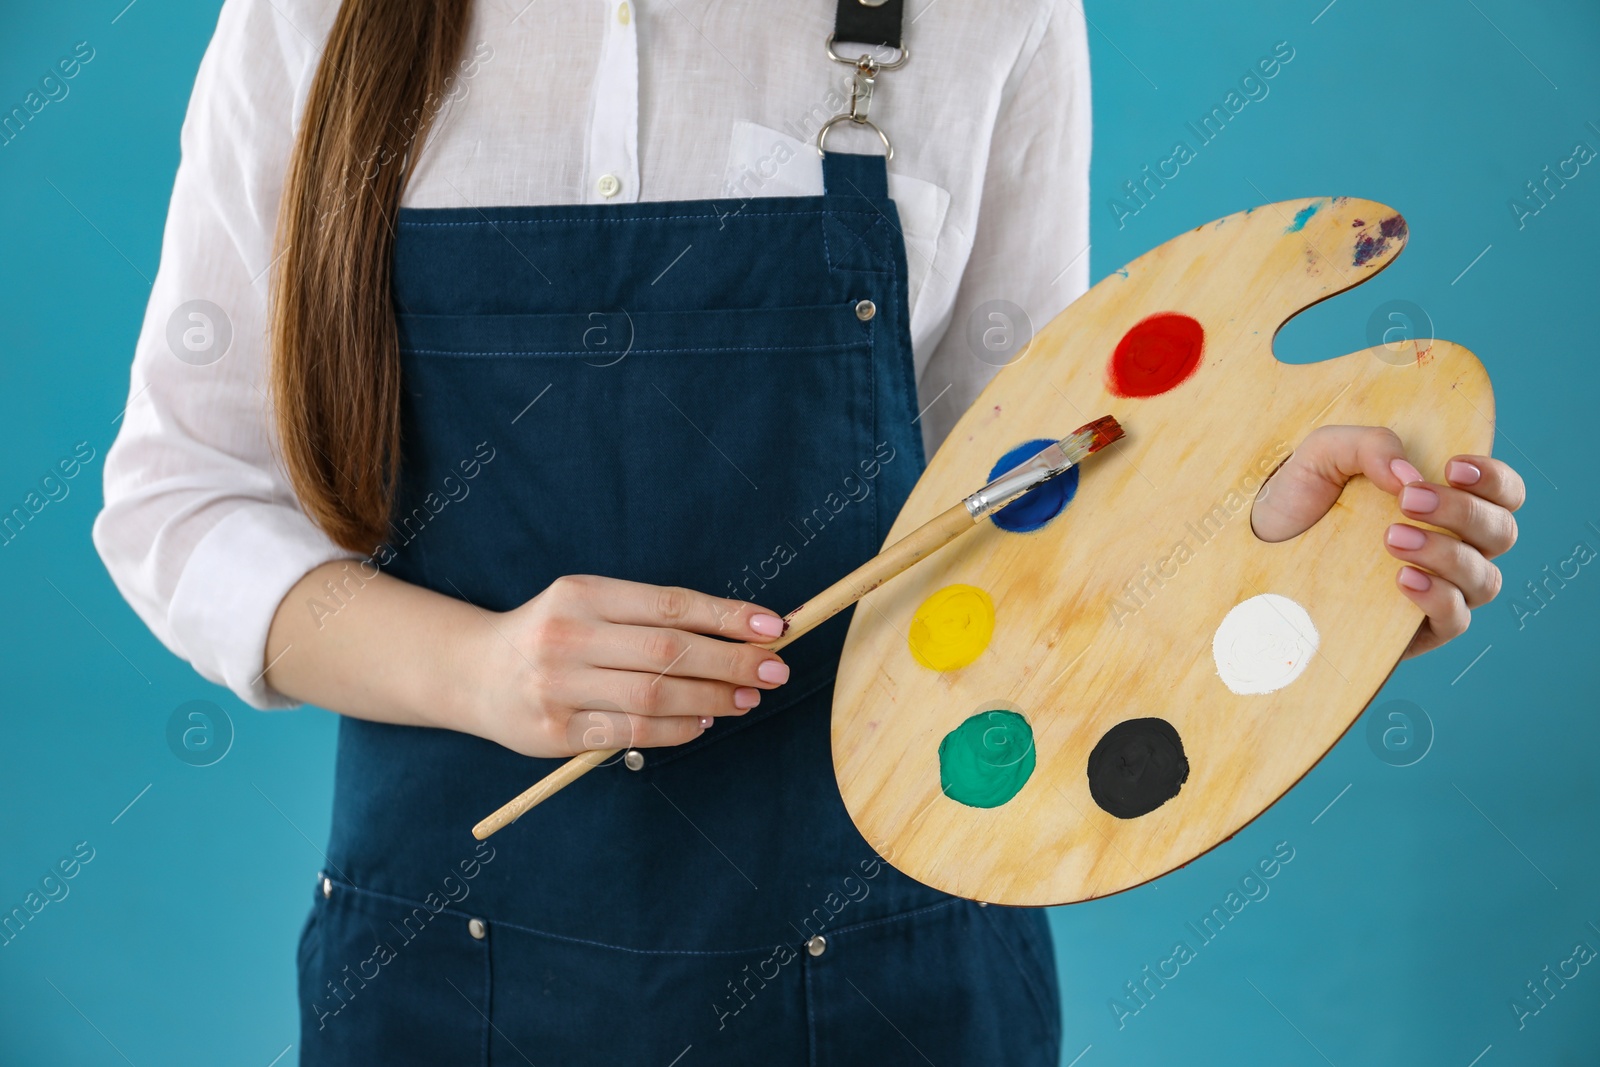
[{"x1": 1086, "y1": 718, "x2": 1190, "y2": 819}]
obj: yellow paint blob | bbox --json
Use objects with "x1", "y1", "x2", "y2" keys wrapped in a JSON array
[{"x1": 908, "y1": 584, "x2": 996, "y2": 672}]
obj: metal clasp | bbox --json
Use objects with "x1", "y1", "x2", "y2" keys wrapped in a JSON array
[
  {"x1": 846, "y1": 60, "x2": 876, "y2": 123},
  {"x1": 824, "y1": 34, "x2": 909, "y2": 71},
  {"x1": 817, "y1": 34, "x2": 908, "y2": 160}
]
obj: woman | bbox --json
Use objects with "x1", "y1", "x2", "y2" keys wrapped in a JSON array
[{"x1": 93, "y1": 0, "x2": 1522, "y2": 1062}]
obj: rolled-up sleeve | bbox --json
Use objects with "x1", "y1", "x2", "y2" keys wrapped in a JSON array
[
  {"x1": 915, "y1": 0, "x2": 1093, "y2": 457},
  {"x1": 92, "y1": 0, "x2": 355, "y2": 710}
]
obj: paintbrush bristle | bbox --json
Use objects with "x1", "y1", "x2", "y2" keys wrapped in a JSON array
[{"x1": 1070, "y1": 415, "x2": 1124, "y2": 455}]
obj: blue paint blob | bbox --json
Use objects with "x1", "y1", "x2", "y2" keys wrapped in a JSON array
[
  {"x1": 987, "y1": 438, "x2": 1080, "y2": 533},
  {"x1": 1284, "y1": 200, "x2": 1323, "y2": 233}
]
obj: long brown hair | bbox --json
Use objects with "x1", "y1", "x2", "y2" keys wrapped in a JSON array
[{"x1": 269, "y1": 1, "x2": 472, "y2": 553}]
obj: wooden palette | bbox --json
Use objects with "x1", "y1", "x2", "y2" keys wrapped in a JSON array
[{"x1": 832, "y1": 197, "x2": 1494, "y2": 906}]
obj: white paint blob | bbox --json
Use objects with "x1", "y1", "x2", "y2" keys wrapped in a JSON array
[{"x1": 1211, "y1": 593, "x2": 1320, "y2": 695}]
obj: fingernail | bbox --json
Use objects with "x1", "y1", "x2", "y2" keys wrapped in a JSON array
[
  {"x1": 1390, "y1": 458, "x2": 1423, "y2": 486},
  {"x1": 757, "y1": 660, "x2": 790, "y2": 685},
  {"x1": 749, "y1": 613, "x2": 784, "y2": 637},
  {"x1": 1447, "y1": 459, "x2": 1481, "y2": 486},
  {"x1": 734, "y1": 687, "x2": 761, "y2": 709},
  {"x1": 1386, "y1": 524, "x2": 1427, "y2": 550},
  {"x1": 699, "y1": 716, "x2": 715, "y2": 729},
  {"x1": 1398, "y1": 566, "x2": 1432, "y2": 592},
  {"x1": 1400, "y1": 485, "x2": 1438, "y2": 513}
]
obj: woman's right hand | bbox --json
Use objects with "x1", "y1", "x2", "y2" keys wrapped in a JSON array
[{"x1": 460, "y1": 574, "x2": 791, "y2": 758}]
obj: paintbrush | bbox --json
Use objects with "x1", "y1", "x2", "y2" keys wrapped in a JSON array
[{"x1": 471, "y1": 415, "x2": 1125, "y2": 839}]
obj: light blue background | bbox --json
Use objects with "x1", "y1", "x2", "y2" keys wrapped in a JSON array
[{"x1": 1, "y1": 1, "x2": 1595, "y2": 1064}]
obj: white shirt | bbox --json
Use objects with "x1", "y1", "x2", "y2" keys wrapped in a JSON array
[{"x1": 93, "y1": 0, "x2": 1092, "y2": 710}]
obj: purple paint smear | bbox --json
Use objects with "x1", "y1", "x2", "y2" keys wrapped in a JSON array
[{"x1": 1353, "y1": 214, "x2": 1408, "y2": 267}]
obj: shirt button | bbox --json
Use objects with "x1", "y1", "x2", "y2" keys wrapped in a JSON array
[
  {"x1": 855, "y1": 299, "x2": 876, "y2": 321},
  {"x1": 467, "y1": 917, "x2": 487, "y2": 940},
  {"x1": 806, "y1": 935, "x2": 828, "y2": 957},
  {"x1": 321, "y1": 875, "x2": 333, "y2": 899},
  {"x1": 624, "y1": 749, "x2": 645, "y2": 771},
  {"x1": 597, "y1": 173, "x2": 622, "y2": 199},
  {"x1": 617, "y1": 1, "x2": 631, "y2": 24}
]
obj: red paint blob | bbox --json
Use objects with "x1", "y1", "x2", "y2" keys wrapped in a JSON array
[{"x1": 1106, "y1": 313, "x2": 1205, "y2": 398}]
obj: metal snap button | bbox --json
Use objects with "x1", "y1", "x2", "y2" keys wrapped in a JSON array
[
  {"x1": 977, "y1": 901, "x2": 988, "y2": 907},
  {"x1": 321, "y1": 876, "x2": 333, "y2": 899},
  {"x1": 624, "y1": 749, "x2": 645, "y2": 771},
  {"x1": 806, "y1": 935, "x2": 828, "y2": 957},
  {"x1": 597, "y1": 173, "x2": 622, "y2": 198},
  {"x1": 467, "y1": 917, "x2": 487, "y2": 940},
  {"x1": 855, "y1": 299, "x2": 876, "y2": 321}
]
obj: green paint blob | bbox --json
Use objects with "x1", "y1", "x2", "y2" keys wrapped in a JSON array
[{"x1": 938, "y1": 709, "x2": 1037, "y2": 808}]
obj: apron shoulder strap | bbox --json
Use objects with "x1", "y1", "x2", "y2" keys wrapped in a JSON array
[{"x1": 822, "y1": 150, "x2": 890, "y2": 199}]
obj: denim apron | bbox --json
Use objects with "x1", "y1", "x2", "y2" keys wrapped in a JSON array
[{"x1": 295, "y1": 151, "x2": 1062, "y2": 1065}]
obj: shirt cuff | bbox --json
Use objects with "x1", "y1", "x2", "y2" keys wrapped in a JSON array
[{"x1": 168, "y1": 503, "x2": 359, "y2": 710}]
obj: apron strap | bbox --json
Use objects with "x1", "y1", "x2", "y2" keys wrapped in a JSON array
[
  {"x1": 822, "y1": 150, "x2": 890, "y2": 199},
  {"x1": 820, "y1": 149, "x2": 896, "y2": 275},
  {"x1": 833, "y1": 0, "x2": 905, "y2": 50}
]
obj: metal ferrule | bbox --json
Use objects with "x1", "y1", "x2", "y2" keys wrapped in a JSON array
[{"x1": 962, "y1": 440, "x2": 1073, "y2": 521}]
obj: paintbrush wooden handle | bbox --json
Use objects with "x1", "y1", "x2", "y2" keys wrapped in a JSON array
[
  {"x1": 472, "y1": 749, "x2": 610, "y2": 839},
  {"x1": 762, "y1": 502, "x2": 973, "y2": 652},
  {"x1": 471, "y1": 502, "x2": 976, "y2": 839}
]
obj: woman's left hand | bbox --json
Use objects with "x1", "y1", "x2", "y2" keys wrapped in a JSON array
[{"x1": 1251, "y1": 425, "x2": 1526, "y2": 658}]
